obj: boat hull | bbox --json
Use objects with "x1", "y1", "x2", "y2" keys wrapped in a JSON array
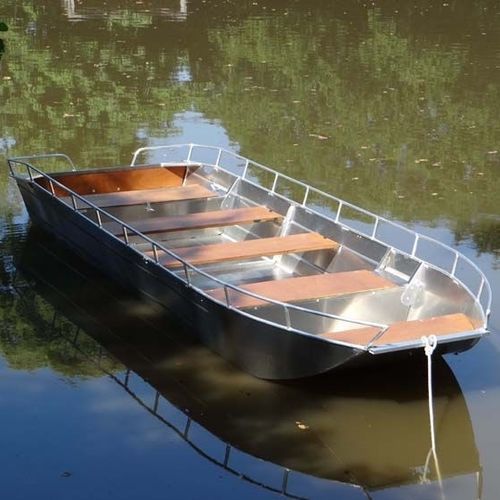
[
  {"x1": 13, "y1": 142, "x2": 484, "y2": 379},
  {"x1": 18, "y1": 179, "x2": 369, "y2": 379}
]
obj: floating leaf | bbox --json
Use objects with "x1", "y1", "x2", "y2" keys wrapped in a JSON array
[
  {"x1": 309, "y1": 133, "x2": 329, "y2": 140},
  {"x1": 295, "y1": 421, "x2": 310, "y2": 430}
]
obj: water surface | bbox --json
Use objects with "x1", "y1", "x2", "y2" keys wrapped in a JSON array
[{"x1": 0, "y1": 1, "x2": 499, "y2": 499}]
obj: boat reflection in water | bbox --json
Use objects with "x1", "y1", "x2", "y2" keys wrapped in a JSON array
[{"x1": 16, "y1": 227, "x2": 481, "y2": 499}]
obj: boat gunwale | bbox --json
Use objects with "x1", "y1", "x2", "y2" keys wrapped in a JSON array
[
  {"x1": 147, "y1": 144, "x2": 492, "y2": 316},
  {"x1": 7, "y1": 146, "x2": 491, "y2": 351},
  {"x1": 7, "y1": 159, "x2": 381, "y2": 352},
  {"x1": 140, "y1": 145, "x2": 492, "y2": 320}
]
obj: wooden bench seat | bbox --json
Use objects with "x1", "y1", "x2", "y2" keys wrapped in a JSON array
[
  {"x1": 62, "y1": 184, "x2": 217, "y2": 209},
  {"x1": 208, "y1": 270, "x2": 395, "y2": 308},
  {"x1": 39, "y1": 165, "x2": 187, "y2": 197},
  {"x1": 320, "y1": 313, "x2": 475, "y2": 347},
  {"x1": 146, "y1": 232, "x2": 339, "y2": 269},
  {"x1": 103, "y1": 206, "x2": 283, "y2": 236}
]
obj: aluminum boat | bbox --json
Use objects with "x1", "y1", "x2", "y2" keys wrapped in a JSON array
[{"x1": 7, "y1": 144, "x2": 492, "y2": 379}]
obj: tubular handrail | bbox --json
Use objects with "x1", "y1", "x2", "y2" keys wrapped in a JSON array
[
  {"x1": 7, "y1": 158, "x2": 387, "y2": 351},
  {"x1": 130, "y1": 144, "x2": 492, "y2": 321},
  {"x1": 7, "y1": 153, "x2": 76, "y2": 174},
  {"x1": 8, "y1": 144, "x2": 491, "y2": 348}
]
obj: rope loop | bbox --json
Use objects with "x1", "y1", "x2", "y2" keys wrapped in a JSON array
[{"x1": 422, "y1": 334, "x2": 437, "y2": 357}]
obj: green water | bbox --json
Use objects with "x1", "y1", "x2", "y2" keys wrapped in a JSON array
[{"x1": 0, "y1": 1, "x2": 499, "y2": 499}]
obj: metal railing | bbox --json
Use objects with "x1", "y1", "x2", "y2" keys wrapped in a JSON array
[
  {"x1": 8, "y1": 144, "x2": 491, "y2": 349},
  {"x1": 132, "y1": 144, "x2": 492, "y2": 322},
  {"x1": 7, "y1": 153, "x2": 76, "y2": 174},
  {"x1": 8, "y1": 157, "x2": 388, "y2": 351}
]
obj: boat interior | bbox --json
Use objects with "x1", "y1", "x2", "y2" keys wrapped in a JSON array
[{"x1": 34, "y1": 162, "x2": 484, "y2": 349}]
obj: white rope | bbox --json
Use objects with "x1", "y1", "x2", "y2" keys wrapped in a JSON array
[
  {"x1": 421, "y1": 335, "x2": 443, "y2": 490},
  {"x1": 423, "y1": 335, "x2": 438, "y2": 452}
]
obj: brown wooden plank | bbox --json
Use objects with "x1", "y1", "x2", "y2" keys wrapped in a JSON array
[
  {"x1": 37, "y1": 165, "x2": 186, "y2": 197},
  {"x1": 208, "y1": 270, "x2": 395, "y2": 308},
  {"x1": 103, "y1": 206, "x2": 283, "y2": 236},
  {"x1": 147, "y1": 232, "x2": 339, "y2": 269},
  {"x1": 62, "y1": 184, "x2": 217, "y2": 209},
  {"x1": 320, "y1": 313, "x2": 475, "y2": 346}
]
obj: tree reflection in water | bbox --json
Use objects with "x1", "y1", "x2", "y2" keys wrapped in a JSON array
[
  {"x1": 1, "y1": 226, "x2": 481, "y2": 499},
  {"x1": 0, "y1": 21, "x2": 7, "y2": 64}
]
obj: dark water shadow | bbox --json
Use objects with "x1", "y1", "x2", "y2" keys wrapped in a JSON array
[{"x1": 12, "y1": 226, "x2": 481, "y2": 498}]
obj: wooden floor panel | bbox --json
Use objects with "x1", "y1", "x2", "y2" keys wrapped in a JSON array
[
  {"x1": 321, "y1": 313, "x2": 475, "y2": 346},
  {"x1": 208, "y1": 269, "x2": 395, "y2": 308},
  {"x1": 62, "y1": 184, "x2": 217, "y2": 208},
  {"x1": 104, "y1": 206, "x2": 282, "y2": 235},
  {"x1": 146, "y1": 232, "x2": 339, "y2": 268}
]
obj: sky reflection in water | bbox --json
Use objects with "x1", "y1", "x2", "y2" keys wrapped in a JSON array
[{"x1": 0, "y1": 1, "x2": 499, "y2": 499}]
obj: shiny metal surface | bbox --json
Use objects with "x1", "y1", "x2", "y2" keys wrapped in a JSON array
[
  {"x1": 6, "y1": 145, "x2": 491, "y2": 378},
  {"x1": 13, "y1": 177, "x2": 361, "y2": 378}
]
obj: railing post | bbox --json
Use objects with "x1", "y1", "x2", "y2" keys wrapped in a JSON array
[
  {"x1": 187, "y1": 144, "x2": 194, "y2": 163},
  {"x1": 367, "y1": 325, "x2": 389, "y2": 346},
  {"x1": 242, "y1": 160, "x2": 249, "y2": 179},
  {"x1": 224, "y1": 285, "x2": 231, "y2": 307},
  {"x1": 302, "y1": 185, "x2": 310, "y2": 206},
  {"x1": 335, "y1": 201, "x2": 343, "y2": 223},
  {"x1": 451, "y1": 252, "x2": 459, "y2": 276},
  {"x1": 284, "y1": 305, "x2": 291, "y2": 329},
  {"x1": 411, "y1": 234, "x2": 419, "y2": 256},
  {"x1": 282, "y1": 469, "x2": 290, "y2": 495},
  {"x1": 371, "y1": 217, "x2": 380, "y2": 238},
  {"x1": 48, "y1": 180, "x2": 56, "y2": 196},
  {"x1": 183, "y1": 264, "x2": 191, "y2": 285},
  {"x1": 223, "y1": 445, "x2": 231, "y2": 468},
  {"x1": 215, "y1": 148, "x2": 222, "y2": 167},
  {"x1": 477, "y1": 277, "x2": 485, "y2": 301},
  {"x1": 152, "y1": 244, "x2": 159, "y2": 263},
  {"x1": 184, "y1": 417, "x2": 191, "y2": 438},
  {"x1": 153, "y1": 391, "x2": 160, "y2": 413},
  {"x1": 271, "y1": 172, "x2": 279, "y2": 193},
  {"x1": 95, "y1": 209, "x2": 102, "y2": 227},
  {"x1": 122, "y1": 225, "x2": 129, "y2": 244}
]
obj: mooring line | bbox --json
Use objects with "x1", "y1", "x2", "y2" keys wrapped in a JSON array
[{"x1": 421, "y1": 334, "x2": 444, "y2": 496}]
